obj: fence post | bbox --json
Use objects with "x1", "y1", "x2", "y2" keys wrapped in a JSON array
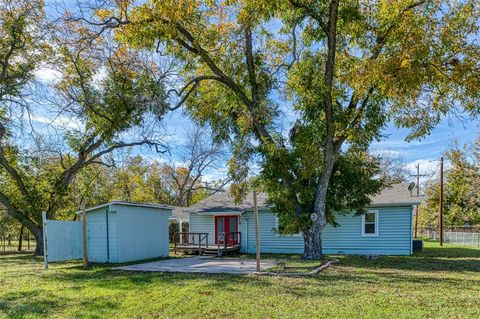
[{"x1": 42, "y1": 211, "x2": 48, "y2": 269}]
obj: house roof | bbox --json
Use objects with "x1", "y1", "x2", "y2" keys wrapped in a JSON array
[
  {"x1": 171, "y1": 206, "x2": 189, "y2": 221},
  {"x1": 185, "y1": 183, "x2": 421, "y2": 215},
  {"x1": 76, "y1": 201, "x2": 173, "y2": 214},
  {"x1": 183, "y1": 192, "x2": 269, "y2": 215},
  {"x1": 369, "y1": 183, "x2": 422, "y2": 207}
]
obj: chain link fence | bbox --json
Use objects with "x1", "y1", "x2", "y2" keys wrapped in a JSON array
[
  {"x1": 420, "y1": 227, "x2": 480, "y2": 248},
  {"x1": 0, "y1": 229, "x2": 37, "y2": 254}
]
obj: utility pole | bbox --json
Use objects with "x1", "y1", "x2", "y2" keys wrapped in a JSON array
[
  {"x1": 439, "y1": 156, "x2": 444, "y2": 246},
  {"x1": 411, "y1": 164, "x2": 427, "y2": 238}
]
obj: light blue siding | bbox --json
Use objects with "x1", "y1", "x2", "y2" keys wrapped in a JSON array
[
  {"x1": 45, "y1": 219, "x2": 82, "y2": 262},
  {"x1": 86, "y1": 204, "x2": 171, "y2": 263},
  {"x1": 322, "y1": 207, "x2": 412, "y2": 255},
  {"x1": 113, "y1": 204, "x2": 171, "y2": 263},
  {"x1": 107, "y1": 211, "x2": 118, "y2": 262},
  {"x1": 241, "y1": 210, "x2": 303, "y2": 254},
  {"x1": 189, "y1": 206, "x2": 413, "y2": 256},
  {"x1": 189, "y1": 214, "x2": 216, "y2": 245},
  {"x1": 87, "y1": 208, "x2": 110, "y2": 263}
]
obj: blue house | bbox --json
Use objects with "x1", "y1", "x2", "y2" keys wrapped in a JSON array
[{"x1": 179, "y1": 184, "x2": 420, "y2": 256}]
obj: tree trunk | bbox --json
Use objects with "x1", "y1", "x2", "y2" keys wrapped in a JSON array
[
  {"x1": 303, "y1": 225, "x2": 324, "y2": 259},
  {"x1": 302, "y1": 184, "x2": 328, "y2": 260},
  {"x1": 32, "y1": 227, "x2": 43, "y2": 256},
  {"x1": 301, "y1": 0, "x2": 340, "y2": 260},
  {"x1": 10, "y1": 219, "x2": 43, "y2": 256},
  {"x1": 17, "y1": 225, "x2": 24, "y2": 251},
  {"x1": 3, "y1": 206, "x2": 44, "y2": 256},
  {"x1": 302, "y1": 148, "x2": 336, "y2": 260}
]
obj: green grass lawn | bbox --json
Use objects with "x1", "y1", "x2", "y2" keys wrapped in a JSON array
[{"x1": 1, "y1": 241, "x2": 479, "y2": 319}]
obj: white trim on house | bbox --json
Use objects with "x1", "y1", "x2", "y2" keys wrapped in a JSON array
[
  {"x1": 275, "y1": 217, "x2": 302, "y2": 237},
  {"x1": 192, "y1": 211, "x2": 243, "y2": 216},
  {"x1": 361, "y1": 210, "x2": 379, "y2": 237},
  {"x1": 75, "y1": 201, "x2": 173, "y2": 214}
]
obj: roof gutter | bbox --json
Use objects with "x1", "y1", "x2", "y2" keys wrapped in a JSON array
[
  {"x1": 368, "y1": 202, "x2": 421, "y2": 207},
  {"x1": 75, "y1": 201, "x2": 174, "y2": 214}
]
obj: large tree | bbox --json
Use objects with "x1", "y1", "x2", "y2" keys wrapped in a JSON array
[
  {"x1": 0, "y1": 7, "x2": 169, "y2": 255},
  {"x1": 420, "y1": 139, "x2": 480, "y2": 228},
  {"x1": 66, "y1": 126, "x2": 228, "y2": 209},
  {"x1": 95, "y1": 126, "x2": 228, "y2": 207},
  {"x1": 374, "y1": 151, "x2": 410, "y2": 185},
  {"x1": 73, "y1": 0, "x2": 479, "y2": 258}
]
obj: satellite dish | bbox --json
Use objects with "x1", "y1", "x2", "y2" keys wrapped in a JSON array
[{"x1": 408, "y1": 182, "x2": 416, "y2": 192}]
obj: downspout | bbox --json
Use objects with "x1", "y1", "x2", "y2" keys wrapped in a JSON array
[{"x1": 245, "y1": 217, "x2": 249, "y2": 253}]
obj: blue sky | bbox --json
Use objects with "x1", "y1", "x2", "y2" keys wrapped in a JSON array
[
  {"x1": 37, "y1": 0, "x2": 479, "y2": 182},
  {"x1": 156, "y1": 107, "x2": 479, "y2": 181},
  {"x1": 32, "y1": 62, "x2": 480, "y2": 182},
  {"x1": 372, "y1": 117, "x2": 479, "y2": 176}
]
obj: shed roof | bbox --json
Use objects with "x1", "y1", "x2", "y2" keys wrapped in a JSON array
[
  {"x1": 185, "y1": 183, "x2": 421, "y2": 215},
  {"x1": 76, "y1": 201, "x2": 173, "y2": 214}
]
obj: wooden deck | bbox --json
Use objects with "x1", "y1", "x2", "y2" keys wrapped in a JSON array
[
  {"x1": 173, "y1": 232, "x2": 241, "y2": 256},
  {"x1": 174, "y1": 243, "x2": 241, "y2": 256}
]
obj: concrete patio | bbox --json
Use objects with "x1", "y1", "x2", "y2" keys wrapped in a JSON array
[{"x1": 114, "y1": 256, "x2": 277, "y2": 274}]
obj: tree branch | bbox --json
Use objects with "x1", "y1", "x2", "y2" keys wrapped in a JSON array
[
  {"x1": 166, "y1": 75, "x2": 223, "y2": 110},
  {"x1": 0, "y1": 146, "x2": 30, "y2": 199},
  {"x1": 288, "y1": 0, "x2": 328, "y2": 35},
  {"x1": 245, "y1": 27, "x2": 259, "y2": 105},
  {"x1": 0, "y1": 190, "x2": 39, "y2": 229},
  {"x1": 341, "y1": 1, "x2": 427, "y2": 131}
]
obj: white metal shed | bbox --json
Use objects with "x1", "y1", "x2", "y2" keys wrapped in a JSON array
[{"x1": 81, "y1": 202, "x2": 172, "y2": 263}]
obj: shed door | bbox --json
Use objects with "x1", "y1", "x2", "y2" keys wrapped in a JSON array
[{"x1": 87, "y1": 211, "x2": 108, "y2": 262}]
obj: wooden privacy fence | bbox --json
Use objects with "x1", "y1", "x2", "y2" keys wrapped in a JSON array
[{"x1": 42, "y1": 212, "x2": 83, "y2": 265}]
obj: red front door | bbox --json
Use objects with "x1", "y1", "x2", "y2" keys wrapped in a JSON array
[{"x1": 215, "y1": 216, "x2": 238, "y2": 244}]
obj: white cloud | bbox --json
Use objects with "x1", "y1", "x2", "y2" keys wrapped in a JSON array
[
  {"x1": 370, "y1": 149, "x2": 402, "y2": 157},
  {"x1": 34, "y1": 68, "x2": 62, "y2": 83},
  {"x1": 30, "y1": 114, "x2": 83, "y2": 130},
  {"x1": 201, "y1": 172, "x2": 228, "y2": 183},
  {"x1": 405, "y1": 159, "x2": 440, "y2": 176}
]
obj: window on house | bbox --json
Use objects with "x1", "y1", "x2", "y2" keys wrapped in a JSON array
[{"x1": 362, "y1": 211, "x2": 378, "y2": 236}]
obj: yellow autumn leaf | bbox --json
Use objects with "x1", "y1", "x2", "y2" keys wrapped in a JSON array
[
  {"x1": 400, "y1": 58, "x2": 411, "y2": 68},
  {"x1": 95, "y1": 9, "x2": 112, "y2": 20}
]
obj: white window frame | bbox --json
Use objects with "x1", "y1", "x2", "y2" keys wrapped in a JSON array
[
  {"x1": 275, "y1": 217, "x2": 302, "y2": 237},
  {"x1": 361, "y1": 210, "x2": 379, "y2": 237}
]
